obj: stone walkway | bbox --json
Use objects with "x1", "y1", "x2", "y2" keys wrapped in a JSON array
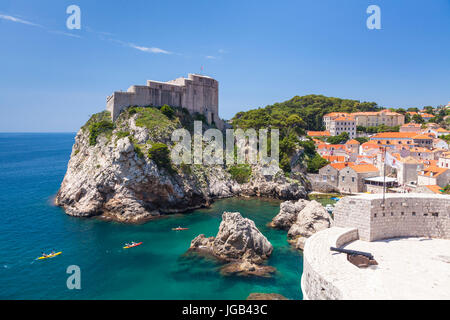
[{"x1": 303, "y1": 227, "x2": 450, "y2": 299}]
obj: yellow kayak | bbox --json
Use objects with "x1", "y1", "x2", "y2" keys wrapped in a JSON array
[{"x1": 37, "y1": 252, "x2": 62, "y2": 260}]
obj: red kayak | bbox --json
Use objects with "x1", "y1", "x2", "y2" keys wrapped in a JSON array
[
  {"x1": 172, "y1": 227, "x2": 189, "y2": 231},
  {"x1": 123, "y1": 242, "x2": 143, "y2": 249}
]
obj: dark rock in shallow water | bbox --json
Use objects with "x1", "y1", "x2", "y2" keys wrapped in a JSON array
[
  {"x1": 221, "y1": 261, "x2": 276, "y2": 278},
  {"x1": 189, "y1": 211, "x2": 275, "y2": 277},
  {"x1": 246, "y1": 293, "x2": 289, "y2": 300}
]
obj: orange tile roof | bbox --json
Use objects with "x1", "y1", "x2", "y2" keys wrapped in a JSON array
[
  {"x1": 401, "y1": 123, "x2": 421, "y2": 128},
  {"x1": 333, "y1": 116, "x2": 355, "y2": 121},
  {"x1": 419, "y1": 166, "x2": 448, "y2": 177},
  {"x1": 412, "y1": 134, "x2": 433, "y2": 140},
  {"x1": 424, "y1": 185, "x2": 443, "y2": 194},
  {"x1": 345, "y1": 139, "x2": 360, "y2": 145},
  {"x1": 420, "y1": 113, "x2": 434, "y2": 118},
  {"x1": 347, "y1": 164, "x2": 379, "y2": 173},
  {"x1": 436, "y1": 128, "x2": 450, "y2": 133},
  {"x1": 330, "y1": 162, "x2": 355, "y2": 170},
  {"x1": 307, "y1": 130, "x2": 330, "y2": 137},
  {"x1": 323, "y1": 112, "x2": 349, "y2": 118},
  {"x1": 371, "y1": 132, "x2": 417, "y2": 139}
]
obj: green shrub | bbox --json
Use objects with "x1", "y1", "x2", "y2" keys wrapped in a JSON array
[
  {"x1": 116, "y1": 131, "x2": 130, "y2": 139},
  {"x1": 134, "y1": 144, "x2": 144, "y2": 159},
  {"x1": 228, "y1": 164, "x2": 252, "y2": 184},
  {"x1": 89, "y1": 120, "x2": 114, "y2": 146},
  {"x1": 193, "y1": 112, "x2": 207, "y2": 123},
  {"x1": 161, "y1": 104, "x2": 175, "y2": 119},
  {"x1": 180, "y1": 163, "x2": 192, "y2": 175},
  {"x1": 306, "y1": 153, "x2": 329, "y2": 173},
  {"x1": 148, "y1": 143, "x2": 173, "y2": 172}
]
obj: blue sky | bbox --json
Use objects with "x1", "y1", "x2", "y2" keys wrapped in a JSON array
[{"x1": 0, "y1": 0, "x2": 449, "y2": 132}]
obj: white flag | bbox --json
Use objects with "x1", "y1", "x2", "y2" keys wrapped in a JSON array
[{"x1": 385, "y1": 152, "x2": 401, "y2": 169}]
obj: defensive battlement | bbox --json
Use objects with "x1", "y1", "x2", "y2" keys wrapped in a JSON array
[
  {"x1": 106, "y1": 74, "x2": 222, "y2": 129},
  {"x1": 333, "y1": 193, "x2": 450, "y2": 241}
]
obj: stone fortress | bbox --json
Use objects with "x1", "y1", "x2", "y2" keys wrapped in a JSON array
[
  {"x1": 302, "y1": 193, "x2": 450, "y2": 299},
  {"x1": 106, "y1": 73, "x2": 224, "y2": 129}
]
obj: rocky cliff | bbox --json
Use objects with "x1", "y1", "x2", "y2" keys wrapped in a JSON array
[{"x1": 56, "y1": 107, "x2": 309, "y2": 222}]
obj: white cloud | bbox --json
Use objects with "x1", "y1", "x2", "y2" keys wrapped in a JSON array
[
  {"x1": 205, "y1": 55, "x2": 218, "y2": 59},
  {"x1": 49, "y1": 30, "x2": 82, "y2": 39},
  {"x1": 0, "y1": 13, "x2": 82, "y2": 39},
  {"x1": 129, "y1": 44, "x2": 171, "y2": 54},
  {"x1": 0, "y1": 14, "x2": 41, "y2": 27}
]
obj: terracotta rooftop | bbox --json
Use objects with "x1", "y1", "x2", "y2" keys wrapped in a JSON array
[
  {"x1": 413, "y1": 134, "x2": 434, "y2": 140},
  {"x1": 419, "y1": 166, "x2": 448, "y2": 177},
  {"x1": 307, "y1": 131, "x2": 330, "y2": 137},
  {"x1": 371, "y1": 132, "x2": 417, "y2": 139},
  {"x1": 345, "y1": 139, "x2": 360, "y2": 145},
  {"x1": 424, "y1": 185, "x2": 443, "y2": 194},
  {"x1": 333, "y1": 116, "x2": 355, "y2": 121},
  {"x1": 330, "y1": 162, "x2": 355, "y2": 170},
  {"x1": 346, "y1": 164, "x2": 379, "y2": 173}
]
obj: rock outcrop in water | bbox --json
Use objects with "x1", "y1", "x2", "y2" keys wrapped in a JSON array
[
  {"x1": 189, "y1": 212, "x2": 275, "y2": 277},
  {"x1": 246, "y1": 293, "x2": 289, "y2": 300},
  {"x1": 268, "y1": 199, "x2": 309, "y2": 230},
  {"x1": 55, "y1": 108, "x2": 309, "y2": 223},
  {"x1": 270, "y1": 199, "x2": 333, "y2": 250}
]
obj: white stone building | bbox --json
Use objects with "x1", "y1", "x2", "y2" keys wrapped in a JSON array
[{"x1": 106, "y1": 74, "x2": 223, "y2": 129}]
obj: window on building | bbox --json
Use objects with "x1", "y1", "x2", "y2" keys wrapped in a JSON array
[{"x1": 352, "y1": 177, "x2": 355, "y2": 182}]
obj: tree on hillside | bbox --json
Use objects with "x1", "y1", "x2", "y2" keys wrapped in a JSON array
[
  {"x1": 412, "y1": 114, "x2": 424, "y2": 124},
  {"x1": 326, "y1": 132, "x2": 349, "y2": 144},
  {"x1": 423, "y1": 106, "x2": 434, "y2": 115}
]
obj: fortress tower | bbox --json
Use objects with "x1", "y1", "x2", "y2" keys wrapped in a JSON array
[{"x1": 106, "y1": 74, "x2": 223, "y2": 129}]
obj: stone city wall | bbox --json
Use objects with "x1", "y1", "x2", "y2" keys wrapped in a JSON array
[{"x1": 333, "y1": 193, "x2": 450, "y2": 241}]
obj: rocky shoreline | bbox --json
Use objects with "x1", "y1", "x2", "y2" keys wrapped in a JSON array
[{"x1": 55, "y1": 109, "x2": 310, "y2": 223}]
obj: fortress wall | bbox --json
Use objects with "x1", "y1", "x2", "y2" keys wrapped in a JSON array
[
  {"x1": 107, "y1": 74, "x2": 220, "y2": 126},
  {"x1": 301, "y1": 227, "x2": 359, "y2": 300},
  {"x1": 333, "y1": 194, "x2": 450, "y2": 241}
]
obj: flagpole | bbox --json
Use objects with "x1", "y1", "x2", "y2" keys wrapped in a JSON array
[{"x1": 383, "y1": 146, "x2": 386, "y2": 209}]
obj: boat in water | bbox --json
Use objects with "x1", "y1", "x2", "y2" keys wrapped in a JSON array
[
  {"x1": 325, "y1": 204, "x2": 334, "y2": 214},
  {"x1": 123, "y1": 242, "x2": 143, "y2": 249},
  {"x1": 172, "y1": 227, "x2": 189, "y2": 231},
  {"x1": 37, "y1": 252, "x2": 62, "y2": 260}
]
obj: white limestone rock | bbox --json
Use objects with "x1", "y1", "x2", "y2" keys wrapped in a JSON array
[
  {"x1": 288, "y1": 200, "x2": 333, "y2": 240},
  {"x1": 189, "y1": 212, "x2": 275, "y2": 277},
  {"x1": 269, "y1": 199, "x2": 309, "y2": 230}
]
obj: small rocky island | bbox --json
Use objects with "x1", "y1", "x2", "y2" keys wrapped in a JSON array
[
  {"x1": 189, "y1": 212, "x2": 275, "y2": 277},
  {"x1": 269, "y1": 199, "x2": 333, "y2": 250}
]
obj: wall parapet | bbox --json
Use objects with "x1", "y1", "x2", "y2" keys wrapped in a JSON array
[{"x1": 333, "y1": 193, "x2": 450, "y2": 241}]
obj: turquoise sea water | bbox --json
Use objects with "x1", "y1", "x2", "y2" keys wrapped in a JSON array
[{"x1": 0, "y1": 133, "x2": 303, "y2": 300}]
